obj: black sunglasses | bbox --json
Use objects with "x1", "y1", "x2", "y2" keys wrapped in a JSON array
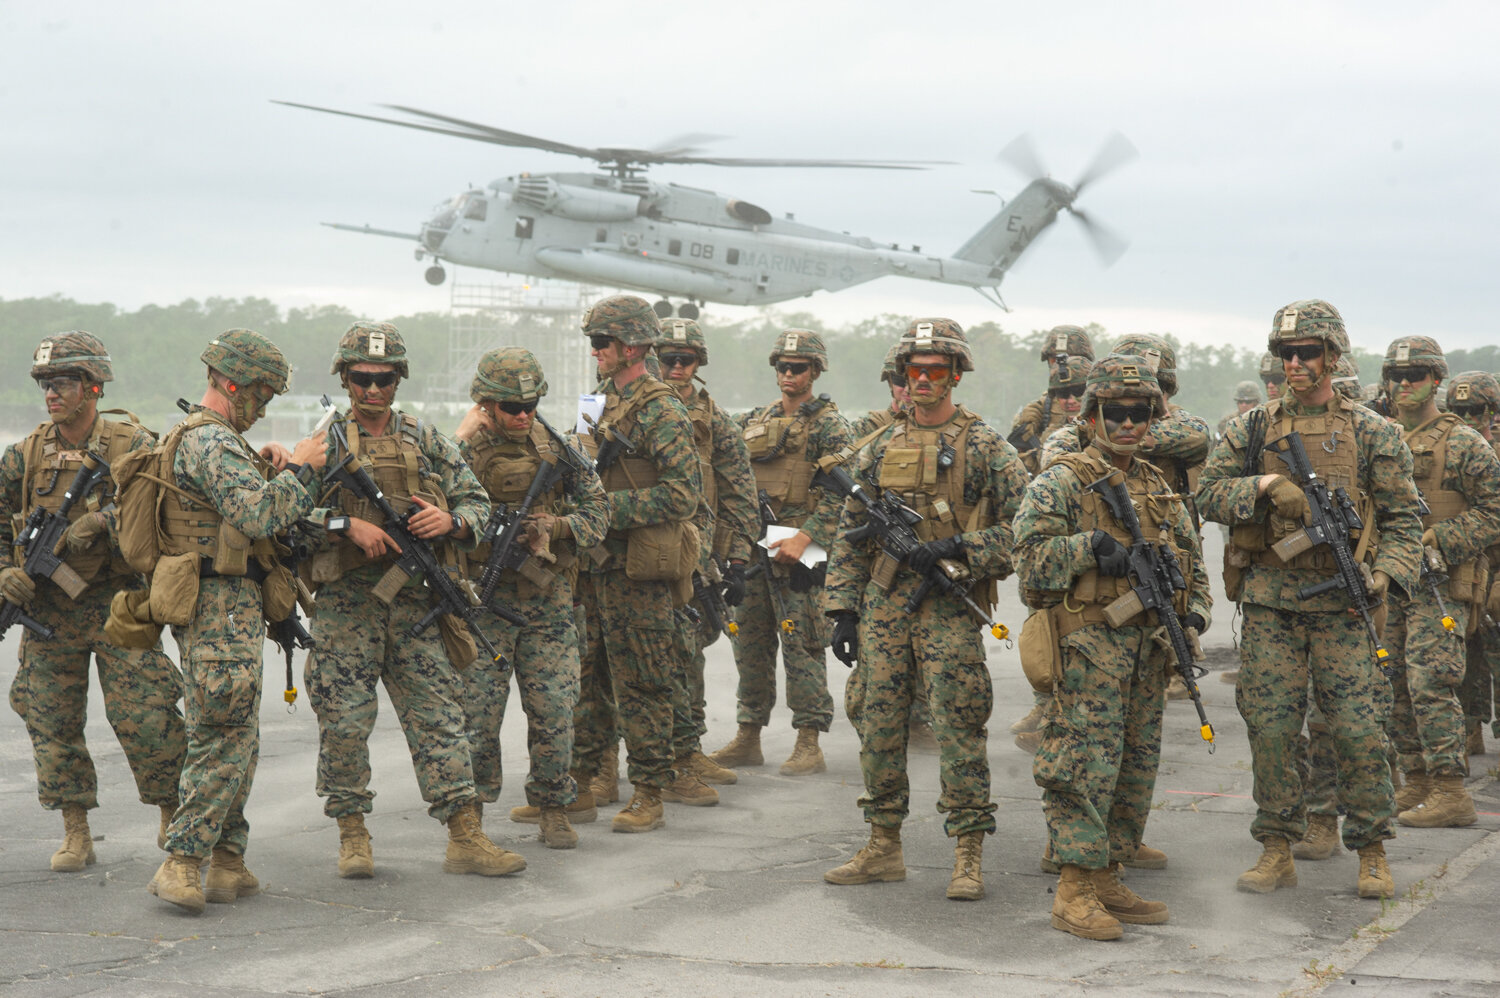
[
  {"x1": 1100, "y1": 403, "x2": 1153, "y2": 425},
  {"x1": 1450, "y1": 403, "x2": 1491, "y2": 419},
  {"x1": 658, "y1": 353, "x2": 697, "y2": 369},
  {"x1": 1386, "y1": 366, "x2": 1433, "y2": 385},
  {"x1": 1049, "y1": 385, "x2": 1084, "y2": 399},
  {"x1": 347, "y1": 370, "x2": 399, "y2": 388},
  {"x1": 1277, "y1": 343, "x2": 1325, "y2": 363},
  {"x1": 888, "y1": 375, "x2": 908, "y2": 388},
  {"x1": 497, "y1": 400, "x2": 538, "y2": 415},
  {"x1": 776, "y1": 361, "x2": 811, "y2": 376},
  {"x1": 589, "y1": 334, "x2": 618, "y2": 350}
]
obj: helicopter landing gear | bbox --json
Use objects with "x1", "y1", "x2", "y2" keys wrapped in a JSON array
[
  {"x1": 652, "y1": 299, "x2": 702, "y2": 320},
  {"x1": 678, "y1": 301, "x2": 700, "y2": 320},
  {"x1": 424, "y1": 265, "x2": 447, "y2": 286},
  {"x1": 652, "y1": 299, "x2": 673, "y2": 319}
]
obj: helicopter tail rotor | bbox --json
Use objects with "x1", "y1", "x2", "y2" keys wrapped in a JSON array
[{"x1": 997, "y1": 133, "x2": 1136, "y2": 267}]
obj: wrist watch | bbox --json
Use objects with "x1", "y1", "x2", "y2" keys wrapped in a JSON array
[
  {"x1": 450, "y1": 513, "x2": 463, "y2": 536},
  {"x1": 327, "y1": 515, "x2": 351, "y2": 535}
]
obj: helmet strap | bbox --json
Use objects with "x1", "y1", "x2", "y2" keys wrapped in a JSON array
[
  {"x1": 1091, "y1": 403, "x2": 1142, "y2": 456},
  {"x1": 208, "y1": 372, "x2": 267, "y2": 432}
]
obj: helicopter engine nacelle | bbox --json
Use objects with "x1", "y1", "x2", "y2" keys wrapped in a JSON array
[{"x1": 512, "y1": 177, "x2": 640, "y2": 222}]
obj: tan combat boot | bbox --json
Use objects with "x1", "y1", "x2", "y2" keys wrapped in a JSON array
[
  {"x1": 591, "y1": 744, "x2": 621, "y2": 804},
  {"x1": 1051, "y1": 864, "x2": 1123, "y2": 940},
  {"x1": 157, "y1": 804, "x2": 177, "y2": 851},
  {"x1": 686, "y1": 750, "x2": 738, "y2": 785},
  {"x1": 1092, "y1": 863, "x2": 1168, "y2": 924},
  {"x1": 149, "y1": 854, "x2": 206, "y2": 914},
  {"x1": 1393, "y1": 769, "x2": 1430, "y2": 812},
  {"x1": 946, "y1": 832, "x2": 984, "y2": 901},
  {"x1": 1357, "y1": 841, "x2": 1394, "y2": 898},
  {"x1": 660, "y1": 764, "x2": 720, "y2": 806},
  {"x1": 444, "y1": 802, "x2": 526, "y2": 875},
  {"x1": 204, "y1": 847, "x2": 260, "y2": 903},
  {"x1": 1013, "y1": 730, "x2": 1042, "y2": 755},
  {"x1": 1219, "y1": 669, "x2": 1239, "y2": 684},
  {"x1": 709, "y1": 723, "x2": 764, "y2": 768},
  {"x1": 337, "y1": 814, "x2": 374, "y2": 878},
  {"x1": 1398, "y1": 774, "x2": 1478, "y2": 827},
  {"x1": 538, "y1": 807, "x2": 578, "y2": 850},
  {"x1": 1122, "y1": 843, "x2": 1167, "y2": 870},
  {"x1": 51, "y1": 804, "x2": 96, "y2": 872},
  {"x1": 1292, "y1": 814, "x2": 1340, "y2": 860},
  {"x1": 511, "y1": 780, "x2": 599, "y2": 824},
  {"x1": 1236, "y1": 837, "x2": 1297, "y2": 893},
  {"x1": 781, "y1": 727, "x2": 826, "y2": 776},
  {"x1": 1468, "y1": 719, "x2": 1486, "y2": 756},
  {"x1": 611, "y1": 785, "x2": 665, "y2": 833},
  {"x1": 1165, "y1": 675, "x2": 1190, "y2": 700},
  {"x1": 1009, "y1": 701, "x2": 1046, "y2": 734},
  {"x1": 1039, "y1": 841, "x2": 1061, "y2": 875},
  {"x1": 825, "y1": 825, "x2": 905, "y2": 885}
]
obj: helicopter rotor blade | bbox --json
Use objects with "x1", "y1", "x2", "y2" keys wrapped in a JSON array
[
  {"x1": 998, "y1": 133, "x2": 1048, "y2": 181},
  {"x1": 650, "y1": 132, "x2": 731, "y2": 157},
  {"x1": 379, "y1": 104, "x2": 599, "y2": 159},
  {"x1": 1067, "y1": 206, "x2": 1130, "y2": 268},
  {"x1": 646, "y1": 155, "x2": 951, "y2": 170},
  {"x1": 1071, "y1": 131, "x2": 1139, "y2": 196}
]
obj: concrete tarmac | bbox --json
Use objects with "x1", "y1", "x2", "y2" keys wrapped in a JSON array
[{"x1": 4, "y1": 548, "x2": 1499, "y2": 997}]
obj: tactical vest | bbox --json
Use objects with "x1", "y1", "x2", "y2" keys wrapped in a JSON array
[
  {"x1": 464, "y1": 421, "x2": 574, "y2": 593},
  {"x1": 1407, "y1": 413, "x2": 1481, "y2": 603},
  {"x1": 743, "y1": 396, "x2": 837, "y2": 523},
  {"x1": 15, "y1": 415, "x2": 139, "y2": 585},
  {"x1": 684, "y1": 386, "x2": 718, "y2": 511},
  {"x1": 579, "y1": 378, "x2": 678, "y2": 501},
  {"x1": 158, "y1": 409, "x2": 276, "y2": 573},
  {"x1": 1233, "y1": 396, "x2": 1373, "y2": 572},
  {"x1": 323, "y1": 412, "x2": 451, "y2": 575},
  {"x1": 1048, "y1": 447, "x2": 1191, "y2": 631}
]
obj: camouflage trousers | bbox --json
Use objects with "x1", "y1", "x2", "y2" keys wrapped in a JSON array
[
  {"x1": 9, "y1": 581, "x2": 184, "y2": 811},
  {"x1": 1385, "y1": 594, "x2": 1469, "y2": 778},
  {"x1": 572, "y1": 568, "x2": 677, "y2": 789},
  {"x1": 670, "y1": 608, "x2": 707, "y2": 758},
  {"x1": 571, "y1": 576, "x2": 618, "y2": 769},
  {"x1": 845, "y1": 580, "x2": 996, "y2": 837},
  {"x1": 1035, "y1": 623, "x2": 1163, "y2": 869},
  {"x1": 460, "y1": 580, "x2": 580, "y2": 809},
  {"x1": 1460, "y1": 624, "x2": 1500, "y2": 737},
  {"x1": 166, "y1": 576, "x2": 264, "y2": 860},
  {"x1": 304, "y1": 573, "x2": 477, "y2": 823},
  {"x1": 1237, "y1": 603, "x2": 1394, "y2": 850},
  {"x1": 730, "y1": 566, "x2": 832, "y2": 731}
]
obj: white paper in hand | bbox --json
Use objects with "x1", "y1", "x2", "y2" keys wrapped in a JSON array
[
  {"x1": 576, "y1": 394, "x2": 606, "y2": 435},
  {"x1": 759, "y1": 524, "x2": 827, "y2": 568}
]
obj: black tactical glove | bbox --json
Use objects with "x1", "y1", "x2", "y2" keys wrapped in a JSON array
[
  {"x1": 721, "y1": 562, "x2": 747, "y2": 607},
  {"x1": 1090, "y1": 530, "x2": 1130, "y2": 577},
  {"x1": 830, "y1": 612, "x2": 860, "y2": 668},
  {"x1": 908, "y1": 535, "x2": 963, "y2": 575},
  {"x1": 1183, "y1": 612, "x2": 1207, "y2": 635}
]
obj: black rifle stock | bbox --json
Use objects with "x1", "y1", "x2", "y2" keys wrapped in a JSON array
[
  {"x1": 1414, "y1": 493, "x2": 1458, "y2": 634},
  {"x1": 1086, "y1": 468, "x2": 1215, "y2": 751},
  {"x1": 319, "y1": 396, "x2": 513, "y2": 664},
  {"x1": 473, "y1": 460, "x2": 558, "y2": 623},
  {"x1": 811, "y1": 463, "x2": 1009, "y2": 641},
  {"x1": 269, "y1": 520, "x2": 320, "y2": 711},
  {"x1": 0, "y1": 451, "x2": 111, "y2": 642},
  {"x1": 692, "y1": 559, "x2": 738, "y2": 640},
  {"x1": 1264, "y1": 430, "x2": 1391, "y2": 668}
]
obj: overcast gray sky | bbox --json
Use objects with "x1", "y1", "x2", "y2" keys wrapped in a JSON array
[{"x1": 4, "y1": 1, "x2": 1496, "y2": 356}]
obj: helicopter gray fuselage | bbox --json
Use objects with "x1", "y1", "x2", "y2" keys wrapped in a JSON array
[{"x1": 416, "y1": 171, "x2": 1068, "y2": 306}]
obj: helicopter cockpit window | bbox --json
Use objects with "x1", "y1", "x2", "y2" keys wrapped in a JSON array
[
  {"x1": 463, "y1": 197, "x2": 487, "y2": 221},
  {"x1": 667, "y1": 239, "x2": 682, "y2": 257},
  {"x1": 515, "y1": 216, "x2": 534, "y2": 239}
]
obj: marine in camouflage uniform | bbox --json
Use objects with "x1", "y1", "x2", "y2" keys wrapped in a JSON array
[
  {"x1": 572, "y1": 295, "x2": 702, "y2": 833},
  {"x1": 1378, "y1": 339, "x2": 1500, "y2": 828},
  {"x1": 1259, "y1": 350, "x2": 1286, "y2": 401},
  {"x1": 455, "y1": 348, "x2": 609, "y2": 849},
  {"x1": 1216, "y1": 380, "x2": 1263, "y2": 440},
  {"x1": 1448, "y1": 372, "x2": 1500, "y2": 752},
  {"x1": 148, "y1": 329, "x2": 324, "y2": 913},
  {"x1": 2, "y1": 333, "x2": 186, "y2": 873},
  {"x1": 1198, "y1": 299, "x2": 1422, "y2": 901},
  {"x1": 824, "y1": 319, "x2": 1027, "y2": 902},
  {"x1": 1016, "y1": 356, "x2": 1209, "y2": 939},
  {"x1": 652, "y1": 319, "x2": 758, "y2": 799},
  {"x1": 1009, "y1": 326, "x2": 1096, "y2": 476},
  {"x1": 304, "y1": 322, "x2": 524, "y2": 878},
  {"x1": 709, "y1": 329, "x2": 852, "y2": 776}
]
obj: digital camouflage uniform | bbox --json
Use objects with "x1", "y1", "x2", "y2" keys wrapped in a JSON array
[
  {"x1": 1197, "y1": 302, "x2": 1422, "y2": 859},
  {"x1": 3, "y1": 334, "x2": 185, "y2": 853},
  {"x1": 1016, "y1": 364, "x2": 1210, "y2": 874},
  {"x1": 458, "y1": 349, "x2": 609, "y2": 814},
  {"x1": 1450, "y1": 373, "x2": 1500, "y2": 739},
  {"x1": 1010, "y1": 326, "x2": 1096, "y2": 476}
]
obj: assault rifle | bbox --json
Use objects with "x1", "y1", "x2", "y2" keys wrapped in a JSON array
[
  {"x1": 692, "y1": 559, "x2": 739, "y2": 640},
  {"x1": 473, "y1": 460, "x2": 560, "y2": 621},
  {"x1": 269, "y1": 519, "x2": 321, "y2": 711},
  {"x1": 1414, "y1": 494, "x2": 1458, "y2": 634},
  {"x1": 1087, "y1": 468, "x2": 1215, "y2": 751},
  {"x1": 0, "y1": 451, "x2": 111, "y2": 641},
  {"x1": 1264, "y1": 430, "x2": 1391, "y2": 668},
  {"x1": 319, "y1": 396, "x2": 512, "y2": 664},
  {"x1": 535, "y1": 413, "x2": 593, "y2": 499},
  {"x1": 810, "y1": 463, "x2": 1009, "y2": 641},
  {"x1": 748, "y1": 489, "x2": 798, "y2": 635},
  {"x1": 1006, "y1": 424, "x2": 1043, "y2": 457}
]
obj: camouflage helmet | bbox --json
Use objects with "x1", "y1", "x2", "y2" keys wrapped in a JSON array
[
  {"x1": 1269, "y1": 299, "x2": 1350, "y2": 356},
  {"x1": 331, "y1": 321, "x2": 409, "y2": 378},
  {"x1": 1382, "y1": 335, "x2": 1448, "y2": 381},
  {"x1": 1039, "y1": 325, "x2": 1095, "y2": 362},
  {"x1": 1445, "y1": 371, "x2": 1500, "y2": 413},
  {"x1": 470, "y1": 347, "x2": 548, "y2": 404},
  {"x1": 895, "y1": 317, "x2": 974, "y2": 372},
  {"x1": 656, "y1": 317, "x2": 708, "y2": 365},
  {"x1": 1109, "y1": 334, "x2": 1176, "y2": 395},
  {"x1": 768, "y1": 328, "x2": 829, "y2": 371},
  {"x1": 1049, "y1": 355, "x2": 1094, "y2": 392},
  {"x1": 201, "y1": 329, "x2": 290, "y2": 394},
  {"x1": 1259, "y1": 351, "x2": 1285, "y2": 382},
  {"x1": 1233, "y1": 380, "x2": 1262, "y2": 404},
  {"x1": 879, "y1": 342, "x2": 902, "y2": 383},
  {"x1": 31, "y1": 331, "x2": 113, "y2": 384},
  {"x1": 644, "y1": 351, "x2": 663, "y2": 380},
  {"x1": 1331, "y1": 356, "x2": 1363, "y2": 400},
  {"x1": 582, "y1": 294, "x2": 661, "y2": 347},
  {"x1": 1081, "y1": 354, "x2": 1164, "y2": 416}
]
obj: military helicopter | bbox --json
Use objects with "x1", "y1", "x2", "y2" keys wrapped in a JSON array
[{"x1": 274, "y1": 101, "x2": 1135, "y2": 318}]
